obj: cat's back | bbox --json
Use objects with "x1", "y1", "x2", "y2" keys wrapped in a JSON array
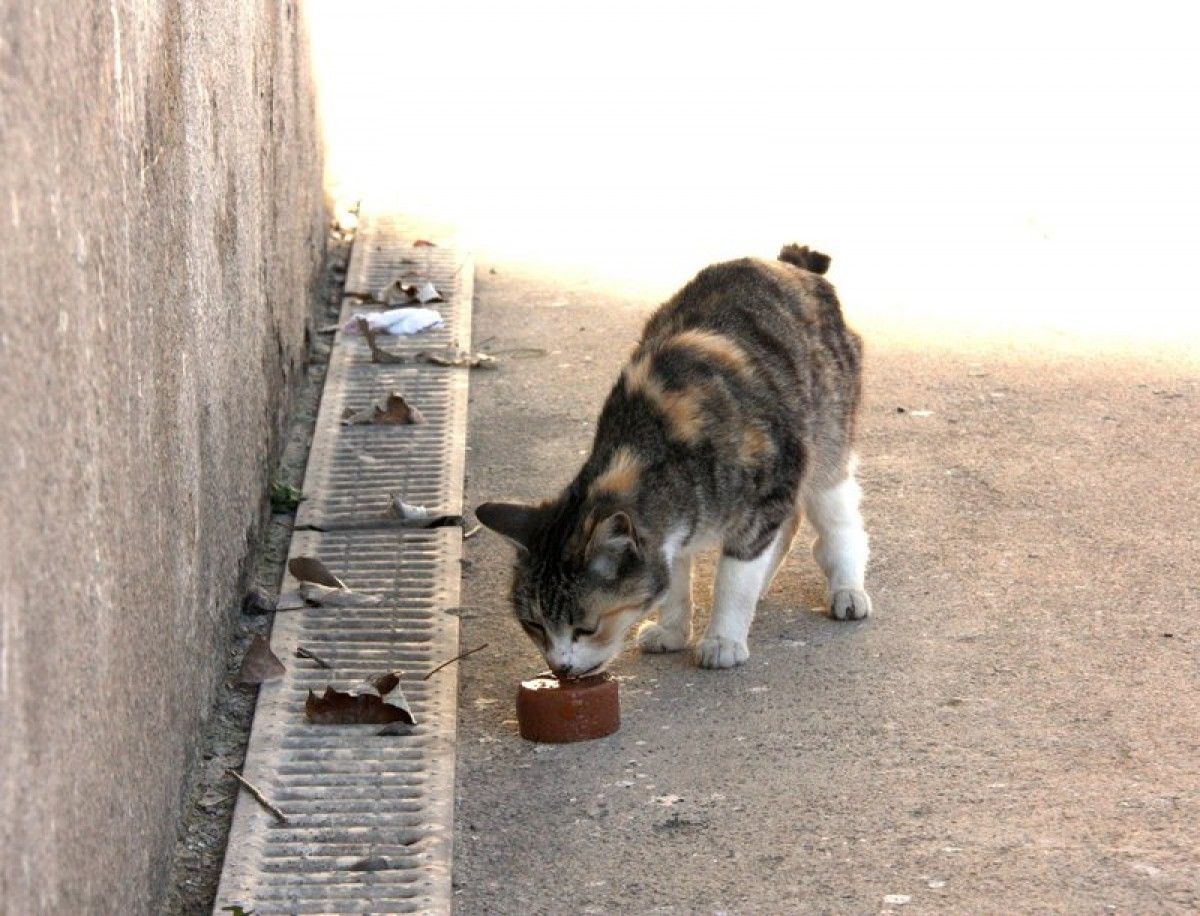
[
  {"x1": 641, "y1": 248, "x2": 849, "y2": 351},
  {"x1": 634, "y1": 246, "x2": 859, "y2": 386},
  {"x1": 583, "y1": 245, "x2": 864, "y2": 525}
]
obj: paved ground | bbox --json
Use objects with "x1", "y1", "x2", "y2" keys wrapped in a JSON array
[{"x1": 452, "y1": 253, "x2": 1198, "y2": 915}]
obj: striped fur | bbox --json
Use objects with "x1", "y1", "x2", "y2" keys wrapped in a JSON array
[{"x1": 476, "y1": 244, "x2": 867, "y2": 675}]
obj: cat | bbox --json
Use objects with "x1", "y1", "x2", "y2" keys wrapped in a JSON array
[{"x1": 476, "y1": 244, "x2": 871, "y2": 675}]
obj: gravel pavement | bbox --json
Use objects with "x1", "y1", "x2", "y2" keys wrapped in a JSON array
[{"x1": 452, "y1": 253, "x2": 1198, "y2": 915}]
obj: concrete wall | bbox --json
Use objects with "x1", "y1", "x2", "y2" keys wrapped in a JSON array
[{"x1": 0, "y1": 1, "x2": 324, "y2": 910}]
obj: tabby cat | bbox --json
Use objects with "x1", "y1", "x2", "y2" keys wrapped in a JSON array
[{"x1": 476, "y1": 244, "x2": 871, "y2": 674}]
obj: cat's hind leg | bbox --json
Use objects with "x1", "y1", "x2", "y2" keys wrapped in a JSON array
[
  {"x1": 803, "y1": 462, "x2": 872, "y2": 620},
  {"x1": 761, "y1": 504, "x2": 803, "y2": 597},
  {"x1": 637, "y1": 554, "x2": 693, "y2": 653}
]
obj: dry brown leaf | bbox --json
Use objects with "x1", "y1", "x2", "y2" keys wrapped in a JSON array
[
  {"x1": 373, "y1": 392, "x2": 425, "y2": 424},
  {"x1": 288, "y1": 556, "x2": 347, "y2": 589},
  {"x1": 378, "y1": 279, "x2": 416, "y2": 307},
  {"x1": 305, "y1": 670, "x2": 416, "y2": 725},
  {"x1": 412, "y1": 239, "x2": 437, "y2": 248},
  {"x1": 238, "y1": 635, "x2": 286, "y2": 684},
  {"x1": 341, "y1": 392, "x2": 425, "y2": 426},
  {"x1": 375, "y1": 278, "x2": 443, "y2": 306}
]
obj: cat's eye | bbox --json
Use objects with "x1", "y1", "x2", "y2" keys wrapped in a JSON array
[
  {"x1": 520, "y1": 619, "x2": 545, "y2": 638},
  {"x1": 572, "y1": 626, "x2": 597, "y2": 640}
]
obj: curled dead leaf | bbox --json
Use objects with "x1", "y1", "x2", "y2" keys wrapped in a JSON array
[
  {"x1": 376, "y1": 279, "x2": 444, "y2": 307},
  {"x1": 238, "y1": 635, "x2": 286, "y2": 685},
  {"x1": 387, "y1": 494, "x2": 462, "y2": 529},
  {"x1": 378, "y1": 278, "x2": 415, "y2": 307},
  {"x1": 305, "y1": 670, "x2": 415, "y2": 725},
  {"x1": 288, "y1": 556, "x2": 347, "y2": 589},
  {"x1": 341, "y1": 392, "x2": 425, "y2": 426},
  {"x1": 379, "y1": 393, "x2": 424, "y2": 424},
  {"x1": 389, "y1": 497, "x2": 431, "y2": 524},
  {"x1": 412, "y1": 239, "x2": 437, "y2": 248}
]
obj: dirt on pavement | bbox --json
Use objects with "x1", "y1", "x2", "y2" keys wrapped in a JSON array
[{"x1": 452, "y1": 254, "x2": 1199, "y2": 914}]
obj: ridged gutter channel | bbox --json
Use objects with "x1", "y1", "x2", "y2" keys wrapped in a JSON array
[{"x1": 214, "y1": 212, "x2": 473, "y2": 914}]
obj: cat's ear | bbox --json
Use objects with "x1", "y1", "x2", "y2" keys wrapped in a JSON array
[
  {"x1": 585, "y1": 510, "x2": 642, "y2": 580},
  {"x1": 475, "y1": 502, "x2": 541, "y2": 551}
]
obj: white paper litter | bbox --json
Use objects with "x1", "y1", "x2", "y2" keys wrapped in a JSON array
[{"x1": 343, "y1": 307, "x2": 444, "y2": 336}]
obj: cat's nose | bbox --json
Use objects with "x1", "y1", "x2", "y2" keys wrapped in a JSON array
[{"x1": 548, "y1": 662, "x2": 574, "y2": 678}]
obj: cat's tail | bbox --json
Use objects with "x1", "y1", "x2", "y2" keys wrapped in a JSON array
[{"x1": 777, "y1": 243, "x2": 831, "y2": 275}]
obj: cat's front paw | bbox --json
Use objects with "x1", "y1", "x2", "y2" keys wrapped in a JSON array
[
  {"x1": 695, "y1": 636, "x2": 749, "y2": 669},
  {"x1": 637, "y1": 621, "x2": 689, "y2": 654},
  {"x1": 830, "y1": 588, "x2": 872, "y2": 621}
]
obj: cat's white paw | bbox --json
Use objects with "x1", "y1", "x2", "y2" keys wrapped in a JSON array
[
  {"x1": 695, "y1": 636, "x2": 749, "y2": 669},
  {"x1": 637, "y1": 621, "x2": 689, "y2": 654},
  {"x1": 830, "y1": 588, "x2": 872, "y2": 621}
]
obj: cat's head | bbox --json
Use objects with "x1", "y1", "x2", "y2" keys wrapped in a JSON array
[{"x1": 475, "y1": 498, "x2": 669, "y2": 677}]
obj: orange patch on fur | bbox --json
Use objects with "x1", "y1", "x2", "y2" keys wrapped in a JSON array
[
  {"x1": 622, "y1": 356, "x2": 653, "y2": 394},
  {"x1": 657, "y1": 385, "x2": 706, "y2": 442},
  {"x1": 590, "y1": 446, "x2": 643, "y2": 497},
  {"x1": 664, "y1": 329, "x2": 751, "y2": 376},
  {"x1": 738, "y1": 425, "x2": 774, "y2": 464},
  {"x1": 623, "y1": 356, "x2": 708, "y2": 443}
]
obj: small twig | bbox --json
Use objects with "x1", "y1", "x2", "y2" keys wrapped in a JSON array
[
  {"x1": 422, "y1": 642, "x2": 489, "y2": 680},
  {"x1": 442, "y1": 606, "x2": 484, "y2": 618},
  {"x1": 294, "y1": 647, "x2": 332, "y2": 669},
  {"x1": 226, "y1": 768, "x2": 289, "y2": 824},
  {"x1": 462, "y1": 523, "x2": 483, "y2": 540},
  {"x1": 357, "y1": 317, "x2": 406, "y2": 364}
]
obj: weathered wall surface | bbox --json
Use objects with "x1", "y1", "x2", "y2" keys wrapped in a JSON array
[{"x1": 0, "y1": 1, "x2": 324, "y2": 910}]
